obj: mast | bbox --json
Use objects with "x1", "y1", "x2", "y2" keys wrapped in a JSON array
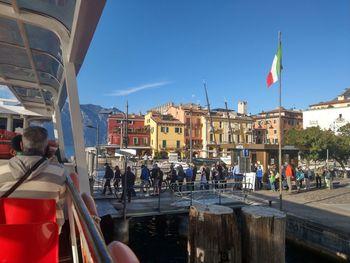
[
  {"x1": 278, "y1": 31, "x2": 283, "y2": 211},
  {"x1": 204, "y1": 81, "x2": 219, "y2": 157},
  {"x1": 224, "y1": 100, "x2": 234, "y2": 143},
  {"x1": 189, "y1": 106, "x2": 193, "y2": 163}
]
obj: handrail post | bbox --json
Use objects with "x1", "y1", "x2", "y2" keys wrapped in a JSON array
[
  {"x1": 190, "y1": 184, "x2": 193, "y2": 206},
  {"x1": 158, "y1": 187, "x2": 161, "y2": 212},
  {"x1": 67, "y1": 195, "x2": 79, "y2": 263},
  {"x1": 65, "y1": 176, "x2": 113, "y2": 263}
]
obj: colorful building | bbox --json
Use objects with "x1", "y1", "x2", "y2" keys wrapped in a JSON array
[
  {"x1": 144, "y1": 111, "x2": 185, "y2": 158},
  {"x1": 253, "y1": 107, "x2": 303, "y2": 145},
  {"x1": 201, "y1": 108, "x2": 254, "y2": 158},
  {"x1": 107, "y1": 113, "x2": 150, "y2": 156},
  {"x1": 166, "y1": 104, "x2": 207, "y2": 158}
]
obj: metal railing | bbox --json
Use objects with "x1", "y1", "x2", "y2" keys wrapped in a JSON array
[{"x1": 66, "y1": 175, "x2": 113, "y2": 263}]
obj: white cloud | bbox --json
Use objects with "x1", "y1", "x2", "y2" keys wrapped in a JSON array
[{"x1": 109, "y1": 81, "x2": 171, "y2": 97}]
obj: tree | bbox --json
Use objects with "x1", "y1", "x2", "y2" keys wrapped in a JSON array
[{"x1": 285, "y1": 126, "x2": 350, "y2": 171}]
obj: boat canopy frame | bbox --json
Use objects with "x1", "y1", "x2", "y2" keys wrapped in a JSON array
[{"x1": 0, "y1": 0, "x2": 106, "y2": 193}]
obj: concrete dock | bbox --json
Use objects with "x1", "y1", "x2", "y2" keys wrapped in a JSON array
[
  {"x1": 94, "y1": 178, "x2": 350, "y2": 261},
  {"x1": 247, "y1": 178, "x2": 350, "y2": 261}
]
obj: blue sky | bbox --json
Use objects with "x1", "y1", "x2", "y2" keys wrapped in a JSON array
[{"x1": 78, "y1": 0, "x2": 350, "y2": 114}]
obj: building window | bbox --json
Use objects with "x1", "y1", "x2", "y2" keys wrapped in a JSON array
[
  {"x1": 0, "y1": 118, "x2": 6, "y2": 129},
  {"x1": 228, "y1": 134, "x2": 232, "y2": 143},
  {"x1": 175, "y1": 127, "x2": 182, "y2": 133},
  {"x1": 133, "y1": 137, "x2": 139, "y2": 145},
  {"x1": 143, "y1": 138, "x2": 148, "y2": 145},
  {"x1": 162, "y1": 140, "x2": 167, "y2": 148},
  {"x1": 219, "y1": 134, "x2": 222, "y2": 143},
  {"x1": 274, "y1": 130, "x2": 277, "y2": 134},
  {"x1": 176, "y1": 140, "x2": 180, "y2": 148},
  {"x1": 219, "y1": 122, "x2": 222, "y2": 128},
  {"x1": 210, "y1": 133, "x2": 214, "y2": 142},
  {"x1": 161, "y1": 127, "x2": 169, "y2": 133}
]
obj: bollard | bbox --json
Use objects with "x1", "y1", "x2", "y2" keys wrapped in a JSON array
[
  {"x1": 188, "y1": 204, "x2": 241, "y2": 263},
  {"x1": 241, "y1": 206, "x2": 286, "y2": 263}
]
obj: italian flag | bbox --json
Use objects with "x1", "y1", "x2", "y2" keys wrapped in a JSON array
[{"x1": 266, "y1": 46, "x2": 282, "y2": 87}]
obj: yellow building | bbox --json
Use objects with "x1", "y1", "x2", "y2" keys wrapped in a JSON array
[
  {"x1": 144, "y1": 112, "x2": 185, "y2": 158},
  {"x1": 201, "y1": 108, "x2": 254, "y2": 158}
]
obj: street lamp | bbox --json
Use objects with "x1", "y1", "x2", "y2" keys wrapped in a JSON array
[{"x1": 86, "y1": 124, "x2": 99, "y2": 177}]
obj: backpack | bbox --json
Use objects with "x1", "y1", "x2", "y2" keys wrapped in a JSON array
[{"x1": 157, "y1": 170, "x2": 164, "y2": 180}]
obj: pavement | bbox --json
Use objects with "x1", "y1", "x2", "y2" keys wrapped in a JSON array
[
  {"x1": 94, "y1": 189, "x2": 246, "y2": 218},
  {"x1": 246, "y1": 178, "x2": 350, "y2": 235}
]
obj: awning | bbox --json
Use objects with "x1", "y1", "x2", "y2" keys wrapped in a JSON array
[
  {"x1": 0, "y1": 1, "x2": 106, "y2": 116},
  {"x1": 0, "y1": 1, "x2": 107, "y2": 193}
]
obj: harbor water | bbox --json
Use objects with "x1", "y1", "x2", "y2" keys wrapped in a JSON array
[{"x1": 128, "y1": 215, "x2": 339, "y2": 263}]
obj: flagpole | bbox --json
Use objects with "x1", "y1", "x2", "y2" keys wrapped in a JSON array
[{"x1": 278, "y1": 31, "x2": 283, "y2": 211}]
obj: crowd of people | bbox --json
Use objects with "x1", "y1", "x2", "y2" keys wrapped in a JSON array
[
  {"x1": 101, "y1": 156, "x2": 340, "y2": 204},
  {"x1": 253, "y1": 162, "x2": 336, "y2": 193},
  {"x1": 102, "y1": 160, "x2": 245, "y2": 202}
]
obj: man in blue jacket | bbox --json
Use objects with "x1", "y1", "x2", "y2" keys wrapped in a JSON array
[{"x1": 140, "y1": 164, "x2": 150, "y2": 196}]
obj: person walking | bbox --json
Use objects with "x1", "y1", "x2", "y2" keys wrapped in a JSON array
[
  {"x1": 121, "y1": 166, "x2": 135, "y2": 203},
  {"x1": 256, "y1": 165, "x2": 263, "y2": 190},
  {"x1": 113, "y1": 165, "x2": 121, "y2": 192},
  {"x1": 316, "y1": 170, "x2": 322, "y2": 188},
  {"x1": 211, "y1": 164, "x2": 218, "y2": 189},
  {"x1": 269, "y1": 165, "x2": 277, "y2": 191},
  {"x1": 200, "y1": 167, "x2": 208, "y2": 190},
  {"x1": 169, "y1": 164, "x2": 178, "y2": 191},
  {"x1": 140, "y1": 164, "x2": 150, "y2": 196},
  {"x1": 295, "y1": 166, "x2": 305, "y2": 193},
  {"x1": 324, "y1": 168, "x2": 333, "y2": 190},
  {"x1": 185, "y1": 164, "x2": 193, "y2": 191},
  {"x1": 304, "y1": 167, "x2": 312, "y2": 191},
  {"x1": 285, "y1": 162, "x2": 294, "y2": 193},
  {"x1": 102, "y1": 163, "x2": 114, "y2": 195},
  {"x1": 151, "y1": 164, "x2": 163, "y2": 195},
  {"x1": 177, "y1": 165, "x2": 185, "y2": 192}
]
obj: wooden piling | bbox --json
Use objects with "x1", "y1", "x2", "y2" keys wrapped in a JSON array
[
  {"x1": 188, "y1": 204, "x2": 241, "y2": 263},
  {"x1": 241, "y1": 206, "x2": 286, "y2": 263}
]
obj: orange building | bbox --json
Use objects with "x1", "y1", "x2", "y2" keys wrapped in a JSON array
[
  {"x1": 166, "y1": 104, "x2": 206, "y2": 157},
  {"x1": 253, "y1": 107, "x2": 303, "y2": 145}
]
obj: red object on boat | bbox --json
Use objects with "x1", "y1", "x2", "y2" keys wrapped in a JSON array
[
  {"x1": 0, "y1": 222, "x2": 58, "y2": 263},
  {"x1": 0, "y1": 198, "x2": 56, "y2": 224},
  {"x1": 0, "y1": 129, "x2": 17, "y2": 159}
]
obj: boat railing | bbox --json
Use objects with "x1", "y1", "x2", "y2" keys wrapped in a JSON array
[{"x1": 65, "y1": 175, "x2": 113, "y2": 263}]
